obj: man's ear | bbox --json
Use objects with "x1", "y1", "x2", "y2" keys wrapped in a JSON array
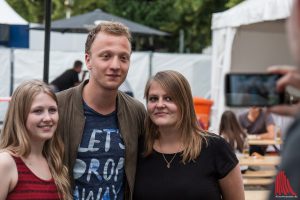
[{"x1": 85, "y1": 53, "x2": 92, "y2": 70}]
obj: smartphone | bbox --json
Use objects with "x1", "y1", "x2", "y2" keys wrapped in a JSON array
[{"x1": 225, "y1": 73, "x2": 284, "y2": 107}]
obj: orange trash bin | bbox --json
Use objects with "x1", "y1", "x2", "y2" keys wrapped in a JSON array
[{"x1": 193, "y1": 97, "x2": 213, "y2": 130}]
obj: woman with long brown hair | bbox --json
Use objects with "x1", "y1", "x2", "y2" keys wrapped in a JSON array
[
  {"x1": 0, "y1": 80, "x2": 71, "y2": 200},
  {"x1": 219, "y1": 110, "x2": 247, "y2": 153},
  {"x1": 133, "y1": 70, "x2": 244, "y2": 200}
]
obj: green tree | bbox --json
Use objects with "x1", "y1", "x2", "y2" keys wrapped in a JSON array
[
  {"x1": 6, "y1": 0, "x2": 244, "y2": 52},
  {"x1": 226, "y1": 0, "x2": 244, "y2": 8}
]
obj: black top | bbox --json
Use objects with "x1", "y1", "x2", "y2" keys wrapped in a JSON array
[
  {"x1": 51, "y1": 68, "x2": 79, "y2": 91},
  {"x1": 133, "y1": 134, "x2": 238, "y2": 200}
]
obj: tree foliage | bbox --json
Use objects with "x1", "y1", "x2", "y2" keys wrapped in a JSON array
[{"x1": 6, "y1": 0, "x2": 244, "y2": 52}]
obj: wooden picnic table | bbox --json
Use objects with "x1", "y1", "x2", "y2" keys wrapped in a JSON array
[
  {"x1": 245, "y1": 190, "x2": 269, "y2": 200},
  {"x1": 242, "y1": 169, "x2": 276, "y2": 178},
  {"x1": 243, "y1": 178, "x2": 273, "y2": 186},
  {"x1": 248, "y1": 139, "x2": 282, "y2": 145},
  {"x1": 239, "y1": 155, "x2": 280, "y2": 166}
]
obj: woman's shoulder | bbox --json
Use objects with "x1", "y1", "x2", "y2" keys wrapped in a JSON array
[
  {"x1": 0, "y1": 150, "x2": 17, "y2": 169},
  {"x1": 204, "y1": 132, "x2": 224, "y2": 143},
  {"x1": 0, "y1": 150, "x2": 18, "y2": 196},
  {"x1": 202, "y1": 132, "x2": 233, "y2": 150}
]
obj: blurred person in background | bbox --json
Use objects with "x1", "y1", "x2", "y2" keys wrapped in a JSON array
[
  {"x1": 220, "y1": 110, "x2": 247, "y2": 154},
  {"x1": 268, "y1": 0, "x2": 300, "y2": 197},
  {"x1": 239, "y1": 107, "x2": 276, "y2": 155},
  {"x1": 133, "y1": 70, "x2": 244, "y2": 200},
  {"x1": 0, "y1": 80, "x2": 71, "y2": 199},
  {"x1": 50, "y1": 60, "x2": 83, "y2": 92},
  {"x1": 219, "y1": 110, "x2": 248, "y2": 173}
]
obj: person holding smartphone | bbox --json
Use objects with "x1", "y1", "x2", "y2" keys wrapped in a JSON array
[{"x1": 267, "y1": 0, "x2": 300, "y2": 197}]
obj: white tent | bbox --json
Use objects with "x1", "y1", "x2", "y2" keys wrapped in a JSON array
[
  {"x1": 0, "y1": 49, "x2": 211, "y2": 122},
  {"x1": 210, "y1": 0, "x2": 294, "y2": 132},
  {"x1": 0, "y1": 0, "x2": 27, "y2": 25}
]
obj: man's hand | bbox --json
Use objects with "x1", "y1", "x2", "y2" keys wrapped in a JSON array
[{"x1": 267, "y1": 66, "x2": 300, "y2": 116}]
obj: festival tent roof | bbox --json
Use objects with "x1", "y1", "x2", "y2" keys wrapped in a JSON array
[
  {"x1": 210, "y1": 0, "x2": 294, "y2": 131},
  {"x1": 31, "y1": 9, "x2": 168, "y2": 36},
  {"x1": 0, "y1": 0, "x2": 27, "y2": 25}
]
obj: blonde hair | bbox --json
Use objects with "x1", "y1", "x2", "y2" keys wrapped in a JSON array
[
  {"x1": 144, "y1": 70, "x2": 208, "y2": 163},
  {"x1": 0, "y1": 80, "x2": 71, "y2": 200},
  {"x1": 85, "y1": 21, "x2": 132, "y2": 54}
]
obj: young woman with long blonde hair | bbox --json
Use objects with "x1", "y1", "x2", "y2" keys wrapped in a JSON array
[{"x1": 0, "y1": 80, "x2": 71, "y2": 200}]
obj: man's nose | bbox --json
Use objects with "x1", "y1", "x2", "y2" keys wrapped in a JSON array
[{"x1": 110, "y1": 56, "x2": 121, "y2": 70}]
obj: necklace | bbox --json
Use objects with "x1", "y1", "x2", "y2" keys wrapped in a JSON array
[{"x1": 161, "y1": 153, "x2": 177, "y2": 168}]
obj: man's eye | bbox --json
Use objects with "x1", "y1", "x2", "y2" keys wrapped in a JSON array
[
  {"x1": 101, "y1": 54, "x2": 110, "y2": 59},
  {"x1": 120, "y1": 56, "x2": 129, "y2": 62}
]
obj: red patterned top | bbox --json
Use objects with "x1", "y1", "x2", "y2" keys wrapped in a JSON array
[{"x1": 6, "y1": 156, "x2": 60, "y2": 200}]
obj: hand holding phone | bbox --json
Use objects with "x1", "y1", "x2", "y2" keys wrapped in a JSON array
[{"x1": 267, "y1": 66, "x2": 300, "y2": 116}]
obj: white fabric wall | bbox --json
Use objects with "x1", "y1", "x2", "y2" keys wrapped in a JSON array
[
  {"x1": 0, "y1": 49, "x2": 211, "y2": 122},
  {"x1": 152, "y1": 53, "x2": 211, "y2": 99},
  {"x1": 231, "y1": 22, "x2": 294, "y2": 72},
  {"x1": 30, "y1": 30, "x2": 86, "y2": 51},
  {"x1": 210, "y1": 28, "x2": 237, "y2": 132},
  {"x1": 13, "y1": 49, "x2": 85, "y2": 88},
  {"x1": 0, "y1": 49, "x2": 11, "y2": 121},
  {"x1": 127, "y1": 52, "x2": 150, "y2": 104}
]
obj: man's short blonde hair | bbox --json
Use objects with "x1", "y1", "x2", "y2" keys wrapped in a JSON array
[{"x1": 85, "y1": 21, "x2": 132, "y2": 54}]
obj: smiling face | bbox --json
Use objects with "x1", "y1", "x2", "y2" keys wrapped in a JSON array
[
  {"x1": 146, "y1": 81, "x2": 180, "y2": 129},
  {"x1": 26, "y1": 92, "x2": 58, "y2": 142},
  {"x1": 85, "y1": 32, "x2": 131, "y2": 91}
]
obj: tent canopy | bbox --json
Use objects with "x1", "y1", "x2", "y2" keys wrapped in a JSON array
[
  {"x1": 212, "y1": 0, "x2": 292, "y2": 29},
  {"x1": 0, "y1": 0, "x2": 27, "y2": 25},
  {"x1": 31, "y1": 9, "x2": 168, "y2": 36},
  {"x1": 210, "y1": 0, "x2": 294, "y2": 131}
]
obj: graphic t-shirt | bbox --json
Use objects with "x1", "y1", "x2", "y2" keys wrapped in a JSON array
[{"x1": 73, "y1": 102, "x2": 125, "y2": 200}]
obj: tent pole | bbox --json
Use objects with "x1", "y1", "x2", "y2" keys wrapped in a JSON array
[
  {"x1": 9, "y1": 48, "x2": 14, "y2": 96},
  {"x1": 149, "y1": 51, "x2": 153, "y2": 78},
  {"x1": 43, "y1": 0, "x2": 52, "y2": 83}
]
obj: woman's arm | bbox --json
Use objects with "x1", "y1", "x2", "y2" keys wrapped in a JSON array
[
  {"x1": 0, "y1": 152, "x2": 17, "y2": 200},
  {"x1": 219, "y1": 165, "x2": 245, "y2": 200}
]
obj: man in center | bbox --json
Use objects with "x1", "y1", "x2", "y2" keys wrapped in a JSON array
[{"x1": 56, "y1": 21, "x2": 146, "y2": 200}]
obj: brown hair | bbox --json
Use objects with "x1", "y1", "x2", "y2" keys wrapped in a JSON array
[
  {"x1": 85, "y1": 21, "x2": 132, "y2": 54},
  {"x1": 219, "y1": 110, "x2": 247, "y2": 153},
  {"x1": 144, "y1": 70, "x2": 208, "y2": 163},
  {"x1": 0, "y1": 80, "x2": 71, "y2": 199}
]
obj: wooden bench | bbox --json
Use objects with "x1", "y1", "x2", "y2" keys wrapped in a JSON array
[
  {"x1": 243, "y1": 178, "x2": 273, "y2": 186},
  {"x1": 245, "y1": 190, "x2": 269, "y2": 200},
  {"x1": 243, "y1": 170, "x2": 276, "y2": 178}
]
